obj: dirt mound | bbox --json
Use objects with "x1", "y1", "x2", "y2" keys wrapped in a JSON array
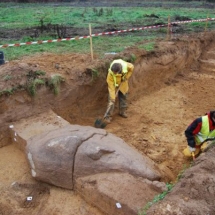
[
  {"x1": 1, "y1": 31, "x2": 215, "y2": 215},
  {"x1": 147, "y1": 145, "x2": 215, "y2": 215}
]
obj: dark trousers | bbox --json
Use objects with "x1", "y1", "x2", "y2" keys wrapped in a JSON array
[{"x1": 105, "y1": 91, "x2": 127, "y2": 118}]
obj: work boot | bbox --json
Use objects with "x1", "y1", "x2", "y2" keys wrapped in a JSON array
[{"x1": 119, "y1": 109, "x2": 128, "y2": 118}]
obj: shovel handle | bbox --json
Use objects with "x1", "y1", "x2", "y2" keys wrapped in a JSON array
[
  {"x1": 103, "y1": 103, "x2": 113, "y2": 119},
  {"x1": 115, "y1": 83, "x2": 122, "y2": 97},
  {"x1": 103, "y1": 83, "x2": 121, "y2": 119},
  {"x1": 191, "y1": 152, "x2": 195, "y2": 160}
]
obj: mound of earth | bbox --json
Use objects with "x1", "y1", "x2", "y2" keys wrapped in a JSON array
[
  {"x1": 0, "y1": 31, "x2": 215, "y2": 215},
  {"x1": 147, "y1": 145, "x2": 215, "y2": 215}
]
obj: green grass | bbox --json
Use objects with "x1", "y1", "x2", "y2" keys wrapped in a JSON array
[
  {"x1": 48, "y1": 74, "x2": 65, "y2": 95},
  {"x1": 91, "y1": 69, "x2": 99, "y2": 82},
  {"x1": 138, "y1": 164, "x2": 190, "y2": 215},
  {"x1": 0, "y1": 69, "x2": 65, "y2": 97},
  {"x1": 138, "y1": 183, "x2": 174, "y2": 215},
  {"x1": 27, "y1": 78, "x2": 45, "y2": 97},
  {"x1": 0, "y1": 87, "x2": 17, "y2": 96},
  {"x1": 138, "y1": 42, "x2": 155, "y2": 51},
  {"x1": 25, "y1": 70, "x2": 46, "y2": 96},
  {"x1": 0, "y1": 2, "x2": 215, "y2": 60},
  {"x1": 3, "y1": 75, "x2": 12, "y2": 81},
  {"x1": 0, "y1": 4, "x2": 214, "y2": 29},
  {"x1": 2, "y1": 34, "x2": 158, "y2": 61}
]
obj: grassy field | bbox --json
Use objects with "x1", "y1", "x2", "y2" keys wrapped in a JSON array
[
  {"x1": 0, "y1": 5, "x2": 214, "y2": 28},
  {"x1": 0, "y1": 2, "x2": 215, "y2": 60}
]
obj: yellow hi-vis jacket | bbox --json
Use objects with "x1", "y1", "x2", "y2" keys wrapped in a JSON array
[
  {"x1": 106, "y1": 59, "x2": 134, "y2": 101},
  {"x1": 195, "y1": 115, "x2": 215, "y2": 145}
]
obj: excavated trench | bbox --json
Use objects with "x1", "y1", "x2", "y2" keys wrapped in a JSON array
[
  {"x1": 1, "y1": 31, "x2": 215, "y2": 215},
  {"x1": 0, "y1": 32, "x2": 213, "y2": 176}
]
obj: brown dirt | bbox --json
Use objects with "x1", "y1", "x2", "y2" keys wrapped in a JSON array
[{"x1": 1, "y1": 31, "x2": 215, "y2": 215}]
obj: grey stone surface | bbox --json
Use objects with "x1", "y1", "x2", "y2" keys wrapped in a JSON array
[{"x1": 26, "y1": 124, "x2": 161, "y2": 189}]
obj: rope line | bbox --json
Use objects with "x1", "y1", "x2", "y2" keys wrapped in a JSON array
[{"x1": 0, "y1": 17, "x2": 215, "y2": 49}]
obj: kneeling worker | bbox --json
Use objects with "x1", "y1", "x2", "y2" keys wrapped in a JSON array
[
  {"x1": 183, "y1": 110, "x2": 215, "y2": 158},
  {"x1": 103, "y1": 59, "x2": 134, "y2": 123}
]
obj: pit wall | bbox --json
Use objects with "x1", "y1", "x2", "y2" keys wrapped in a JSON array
[
  {"x1": 0, "y1": 32, "x2": 214, "y2": 148},
  {"x1": 129, "y1": 33, "x2": 215, "y2": 98}
]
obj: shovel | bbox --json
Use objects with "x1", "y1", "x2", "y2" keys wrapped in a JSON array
[
  {"x1": 94, "y1": 84, "x2": 121, "y2": 128},
  {"x1": 191, "y1": 152, "x2": 195, "y2": 161}
]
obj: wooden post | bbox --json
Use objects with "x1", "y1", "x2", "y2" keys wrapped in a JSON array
[
  {"x1": 89, "y1": 23, "x2": 94, "y2": 60},
  {"x1": 205, "y1": 14, "x2": 209, "y2": 32},
  {"x1": 166, "y1": 16, "x2": 171, "y2": 40}
]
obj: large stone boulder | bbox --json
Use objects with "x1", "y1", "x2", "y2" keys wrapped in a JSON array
[
  {"x1": 26, "y1": 124, "x2": 161, "y2": 189},
  {"x1": 75, "y1": 172, "x2": 166, "y2": 215},
  {"x1": 26, "y1": 124, "x2": 166, "y2": 214}
]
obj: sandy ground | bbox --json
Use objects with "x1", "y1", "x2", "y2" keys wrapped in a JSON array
[{"x1": 0, "y1": 32, "x2": 215, "y2": 214}]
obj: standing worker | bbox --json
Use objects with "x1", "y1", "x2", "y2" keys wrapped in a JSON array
[
  {"x1": 103, "y1": 59, "x2": 134, "y2": 123},
  {"x1": 183, "y1": 110, "x2": 215, "y2": 158}
]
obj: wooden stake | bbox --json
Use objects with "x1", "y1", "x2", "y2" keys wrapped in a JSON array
[
  {"x1": 166, "y1": 16, "x2": 171, "y2": 40},
  {"x1": 205, "y1": 14, "x2": 209, "y2": 32},
  {"x1": 89, "y1": 23, "x2": 94, "y2": 60}
]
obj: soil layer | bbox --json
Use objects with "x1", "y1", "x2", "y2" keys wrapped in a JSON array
[{"x1": 1, "y1": 31, "x2": 215, "y2": 214}]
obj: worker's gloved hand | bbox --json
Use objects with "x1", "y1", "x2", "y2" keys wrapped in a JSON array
[
  {"x1": 189, "y1": 146, "x2": 196, "y2": 152},
  {"x1": 122, "y1": 76, "x2": 127, "y2": 82}
]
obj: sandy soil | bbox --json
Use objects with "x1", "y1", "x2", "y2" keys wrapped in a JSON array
[{"x1": 0, "y1": 31, "x2": 215, "y2": 214}]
